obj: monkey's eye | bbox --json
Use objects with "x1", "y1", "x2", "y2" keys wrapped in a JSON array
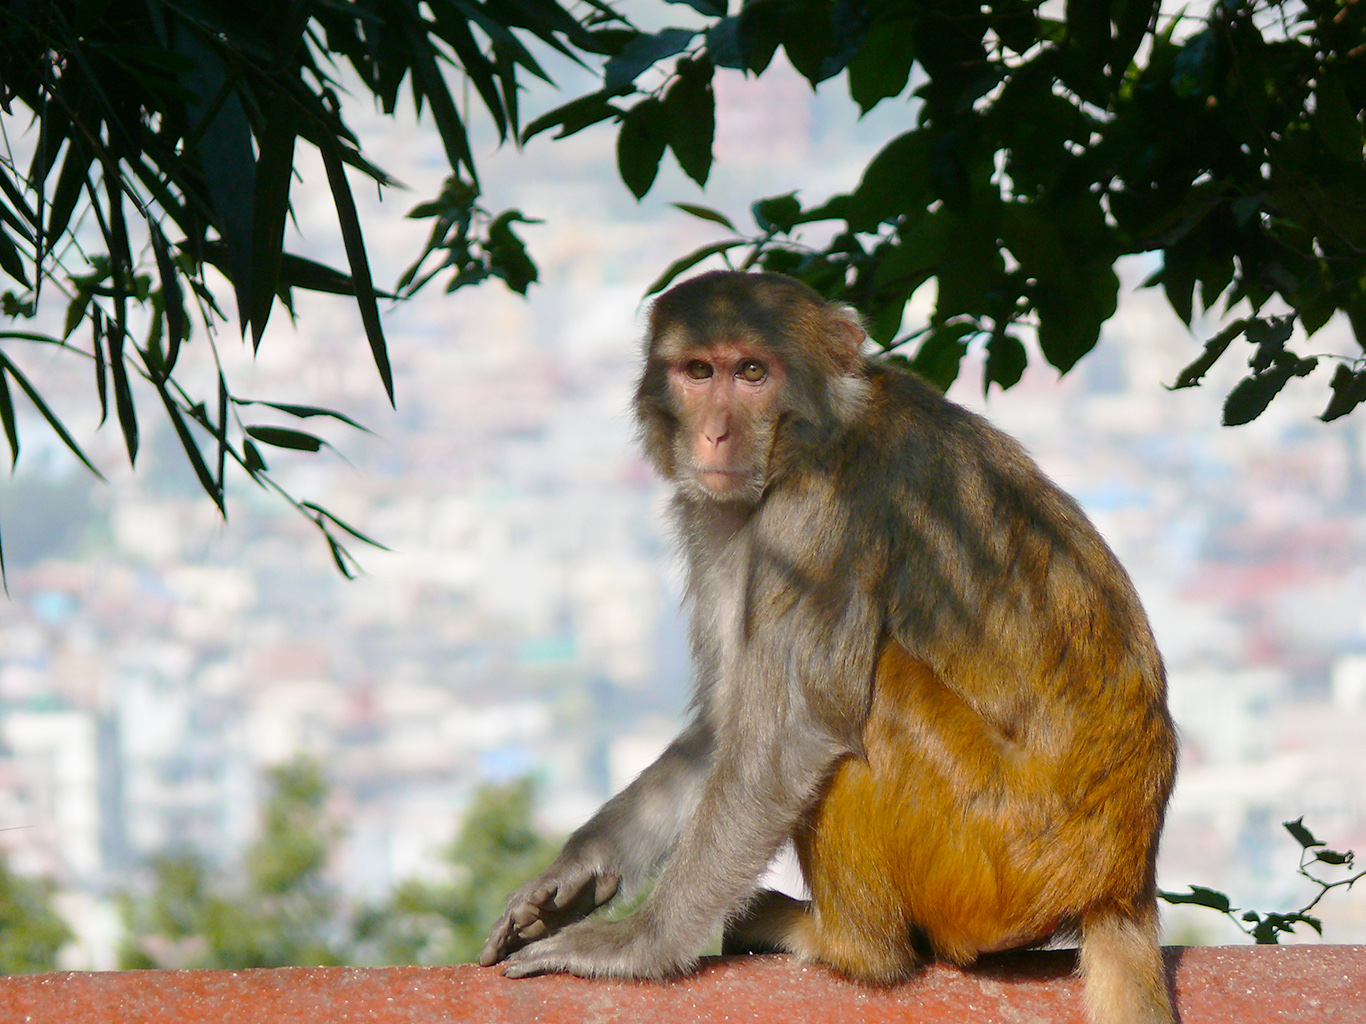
[
  {"x1": 738, "y1": 360, "x2": 767, "y2": 383},
  {"x1": 684, "y1": 360, "x2": 714, "y2": 380}
]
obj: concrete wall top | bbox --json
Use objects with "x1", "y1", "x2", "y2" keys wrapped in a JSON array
[{"x1": 2, "y1": 945, "x2": 1363, "y2": 1023}]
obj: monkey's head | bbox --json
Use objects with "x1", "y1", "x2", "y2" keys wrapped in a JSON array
[{"x1": 634, "y1": 271, "x2": 868, "y2": 505}]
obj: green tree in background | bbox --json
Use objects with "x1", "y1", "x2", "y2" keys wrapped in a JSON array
[
  {"x1": 353, "y1": 779, "x2": 557, "y2": 965},
  {"x1": 2, "y1": 0, "x2": 1364, "y2": 572},
  {"x1": 119, "y1": 761, "x2": 556, "y2": 968},
  {"x1": 120, "y1": 757, "x2": 344, "y2": 968},
  {"x1": 0, "y1": 854, "x2": 71, "y2": 974}
]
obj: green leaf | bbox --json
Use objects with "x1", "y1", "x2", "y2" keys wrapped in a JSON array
[
  {"x1": 404, "y1": 11, "x2": 478, "y2": 182},
  {"x1": 521, "y1": 88, "x2": 627, "y2": 143},
  {"x1": 617, "y1": 98, "x2": 668, "y2": 200},
  {"x1": 1170, "y1": 319, "x2": 1247, "y2": 389},
  {"x1": 248, "y1": 103, "x2": 297, "y2": 348},
  {"x1": 752, "y1": 193, "x2": 801, "y2": 234},
  {"x1": 664, "y1": 58, "x2": 715, "y2": 188},
  {"x1": 0, "y1": 223, "x2": 29, "y2": 287},
  {"x1": 151, "y1": 374, "x2": 223, "y2": 514},
  {"x1": 664, "y1": 0, "x2": 725, "y2": 16},
  {"x1": 106, "y1": 320, "x2": 140, "y2": 465},
  {"x1": 46, "y1": 139, "x2": 92, "y2": 250},
  {"x1": 233, "y1": 400, "x2": 372, "y2": 433},
  {"x1": 0, "y1": 366, "x2": 19, "y2": 467},
  {"x1": 1313, "y1": 849, "x2": 1351, "y2": 866},
  {"x1": 486, "y1": 211, "x2": 540, "y2": 295},
  {"x1": 149, "y1": 223, "x2": 187, "y2": 372},
  {"x1": 1283, "y1": 818, "x2": 1325, "y2": 850},
  {"x1": 672, "y1": 203, "x2": 735, "y2": 230},
  {"x1": 848, "y1": 131, "x2": 932, "y2": 231},
  {"x1": 705, "y1": 17, "x2": 745, "y2": 70},
  {"x1": 1316, "y1": 365, "x2": 1366, "y2": 420},
  {"x1": 644, "y1": 240, "x2": 742, "y2": 297},
  {"x1": 910, "y1": 322, "x2": 976, "y2": 391},
  {"x1": 984, "y1": 332, "x2": 1027, "y2": 393},
  {"x1": 301, "y1": 501, "x2": 390, "y2": 550},
  {"x1": 243, "y1": 438, "x2": 268, "y2": 474},
  {"x1": 0, "y1": 352, "x2": 103, "y2": 479},
  {"x1": 1158, "y1": 886, "x2": 1233, "y2": 913},
  {"x1": 846, "y1": 18, "x2": 916, "y2": 113},
  {"x1": 605, "y1": 28, "x2": 697, "y2": 90},
  {"x1": 92, "y1": 310, "x2": 108, "y2": 427},
  {"x1": 246, "y1": 425, "x2": 325, "y2": 452},
  {"x1": 180, "y1": 32, "x2": 257, "y2": 327},
  {"x1": 1223, "y1": 355, "x2": 1317, "y2": 426},
  {"x1": 319, "y1": 135, "x2": 393, "y2": 406}
]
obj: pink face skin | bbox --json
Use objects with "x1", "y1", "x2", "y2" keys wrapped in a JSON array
[{"x1": 668, "y1": 342, "x2": 785, "y2": 498}]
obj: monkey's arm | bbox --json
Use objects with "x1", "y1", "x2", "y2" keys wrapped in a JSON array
[
  {"x1": 479, "y1": 718, "x2": 714, "y2": 966},
  {"x1": 495, "y1": 594, "x2": 879, "y2": 979}
]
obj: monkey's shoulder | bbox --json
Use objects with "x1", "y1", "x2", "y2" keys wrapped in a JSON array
[{"x1": 834, "y1": 361, "x2": 1036, "y2": 482}]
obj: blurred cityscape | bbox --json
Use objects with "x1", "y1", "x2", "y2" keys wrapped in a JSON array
[{"x1": 1, "y1": 57, "x2": 1364, "y2": 967}]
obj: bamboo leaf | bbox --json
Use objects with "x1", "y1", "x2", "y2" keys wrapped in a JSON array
[
  {"x1": 234, "y1": 399, "x2": 372, "y2": 432},
  {"x1": 151, "y1": 373, "x2": 224, "y2": 514},
  {"x1": 0, "y1": 366, "x2": 19, "y2": 467},
  {"x1": 106, "y1": 320, "x2": 140, "y2": 464},
  {"x1": 0, "y1": 352, "x2": 104, "y2": 478},
  {"x1": 149, "y1": 222, "x2": 187, "y2": 371},
  {"x1": 248, "y1": 103, "x2": 297, "y2": 348},
  {"x1": 318, "y1": 135, "x2": 393, "y2": 405},
  {"x1": 301, "y1": 501, "x2": 390, "y2": 549},
  {"x1": 246, "y1": 425, "x2": 326, "y2": 452}
]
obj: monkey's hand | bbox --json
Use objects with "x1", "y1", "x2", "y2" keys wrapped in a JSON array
[
  {"x1": 498, "y1": 912, "x2": 691, "y2": 980},
  {"x1": 478, "y1": 865, "x2": 621, "y2": 967}
]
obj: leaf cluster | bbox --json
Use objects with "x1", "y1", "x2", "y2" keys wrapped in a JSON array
[
  {"x1": 544, "y1": 0, "x2": 1366, "y2": 408},
  {"x1": 0, "y1": 0, "x2": 603, "y2": 575},
  {"x1": 1160, "y1": 817, "x2": 1364, "y2": 944}
]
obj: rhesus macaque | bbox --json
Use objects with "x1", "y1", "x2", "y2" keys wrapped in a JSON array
[{"x1": 481, "y1": 270, "x2": 1178, "y2": 1024}]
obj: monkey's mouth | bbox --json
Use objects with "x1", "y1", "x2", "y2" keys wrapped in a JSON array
[{"x1": 695, "y1": 469, "x2": 750, "y2": 495}]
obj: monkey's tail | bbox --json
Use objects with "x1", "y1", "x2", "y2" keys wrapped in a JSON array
[{"x1": 1077, "y1": 905, "x2": 1174, "y2": 1024}]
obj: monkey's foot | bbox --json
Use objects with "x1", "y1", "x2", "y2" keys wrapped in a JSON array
[
  {"x1": 479, "y1": 868, "x2": 621, "y2": 967},
  {"x1": 500, "y1": 916, "x2": 694, "y2": 981}
]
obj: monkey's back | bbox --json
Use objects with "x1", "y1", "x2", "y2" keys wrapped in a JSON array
[{"x1": 790, "y1": 362, "x2": 1177, "y2": 975}]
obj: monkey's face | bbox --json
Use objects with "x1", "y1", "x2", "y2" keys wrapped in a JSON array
[{"x1": 665, "y1": 341, "x2": 786, "y2": 504}]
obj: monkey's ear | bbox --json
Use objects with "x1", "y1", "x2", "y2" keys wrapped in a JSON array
[{"x1": 828, "y1": 310, "x2": 867, "y2": 372}]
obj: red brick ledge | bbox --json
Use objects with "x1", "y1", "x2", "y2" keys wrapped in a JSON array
[{"x1": 2, "y1": 946, "x2": 1362, "y2": 1023}]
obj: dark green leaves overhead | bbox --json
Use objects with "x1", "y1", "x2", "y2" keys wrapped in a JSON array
[
  {"x1": 578, "y1": 0, "x2": 1366, "y2": 420},
  {"x1": 0, "y1": 0, "x2": 616, "y2": 574}
]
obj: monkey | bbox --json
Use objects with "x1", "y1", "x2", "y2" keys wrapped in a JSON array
[{"x1": 480, "y1": 270, "x2": 1178, "y2": 1024}]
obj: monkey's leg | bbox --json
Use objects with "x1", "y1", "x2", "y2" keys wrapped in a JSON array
[
  {"x1": 721, "y1": 890, "x2": 808, "y2": 955},
  {"x1": 1079, "y1": 903, "x2": 1173, "y2": 1024},
  {"x1": 791, "y1": 644, "x2": 1053, "y2": 981}
]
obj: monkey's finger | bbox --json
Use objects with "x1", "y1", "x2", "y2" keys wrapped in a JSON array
[
  {"x1": 477, "y1": 932, "x2": 512, "y2": 967},
  {"x1": 550, "y1": 870, "x2": 593, "y2": 909},
  {"x1": 593, "y1": 873, "x2": 621, "y2": 906},
  {"x1": 510, "y1": 903, "x2": 541, "y2": 929},
  {"x1": 517, "y1": 919, "x2": 549, "y2": 941},
  {"x1": 479, "y1": 915, "x2": 532, "y2": 966}
]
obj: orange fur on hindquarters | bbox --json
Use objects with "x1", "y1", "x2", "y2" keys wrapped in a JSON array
[{"x1": 793, "y1": 642, "x2": 1167, "y2": 981}]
